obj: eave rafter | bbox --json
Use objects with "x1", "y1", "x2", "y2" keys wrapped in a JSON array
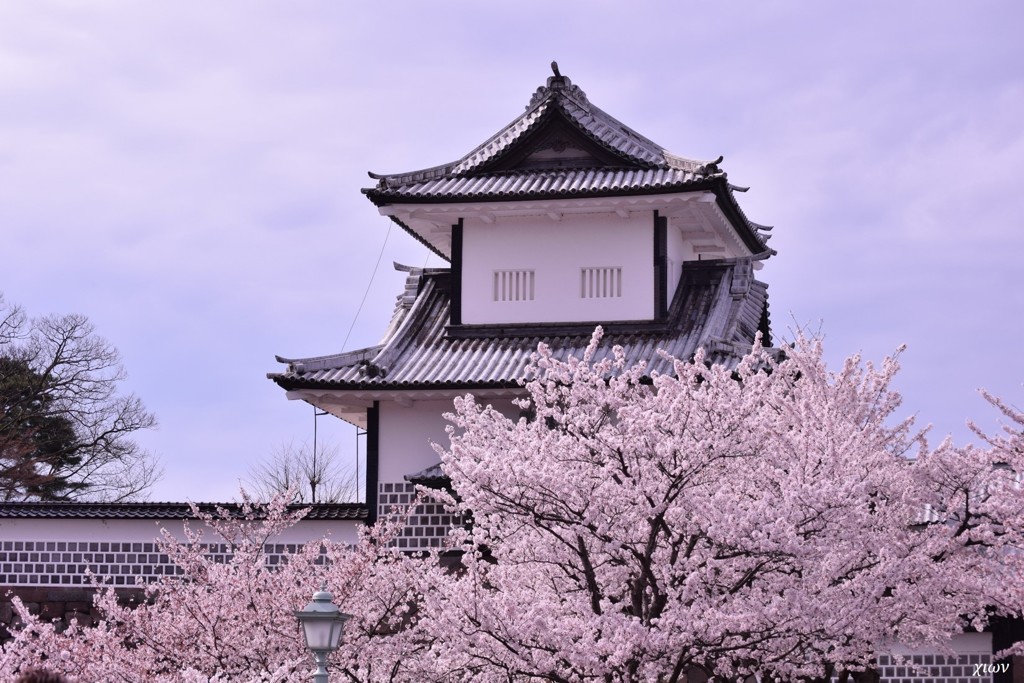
[
  {"x1": 285, "y1": 386, "x2": 526, "y2": 427},
  {"x1": 380, "y1": 191, "x2": 751, "y2": 260}
]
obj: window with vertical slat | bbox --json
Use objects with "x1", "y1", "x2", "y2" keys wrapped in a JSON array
[
  {"x1": 493, "y1": 270, "x2": 535, "y2": 301},
  {"x1": 580, "y1": 267, "x2": 622, "y2": 298}
]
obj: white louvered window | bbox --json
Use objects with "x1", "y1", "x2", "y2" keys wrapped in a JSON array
[
  {"x1": 580, "y1": 267, "x2": 622, "y2": 299},
  {"x1": 493, "y1": 269, "x2": 535, "y2": 302}
]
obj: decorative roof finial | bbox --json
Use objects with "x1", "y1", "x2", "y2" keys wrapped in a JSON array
[{"x1": 529, "y1": 61, "x2": 587, "y2": 110}]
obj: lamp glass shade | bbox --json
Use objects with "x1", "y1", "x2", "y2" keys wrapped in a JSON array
[
  {"x1": 295, "y1": 585, "x2": 351, "y2": 654},
  {"x1": 302, "y1": 616, "x2": 341, "y2": 651}
]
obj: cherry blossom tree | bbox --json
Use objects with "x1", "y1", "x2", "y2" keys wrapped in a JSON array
[
  {"x1": 420, "y1": 331, "x2": 1024, "y2": 682},
  {"x1": 0, "y1": 494, "x2": 437, "y2": 682},
  {"x1": 2, "y1": 332, "x2": 1021, "y2": 682},
  {"x1": 912, "y1": 389, "x2": 1024, "y2": 644}
]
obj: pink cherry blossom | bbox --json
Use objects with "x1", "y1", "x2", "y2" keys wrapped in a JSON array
[{"x1": 3, "y1": 332, "x2": 1021, "y2": 682}]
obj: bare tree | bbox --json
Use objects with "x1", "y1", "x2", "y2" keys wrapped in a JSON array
[
  {"x1": 245, "y1": 441, "x2": 358, "y2": 503},
  {"x1": 0, "y1": 294, "x2": 160, "y2": 501},
  {"x1": 0, "y1": 296, "x2": 26, "y2": 346}
]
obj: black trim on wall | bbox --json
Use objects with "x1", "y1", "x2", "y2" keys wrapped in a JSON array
[
  {"x1": 450, "y1": 218, "x2": 464, "y2": 326},
  {"x1": 991, "y1": 616, "x2": 1024, "y2": 683},
  {"x1": 365, "y1": 401, "x2": 380, "y2": 525},
  {"x1": 758, "y1": 304, "x2": 773, "y2": 348},
  {"x1": 653, "y1": 210, "x2": 668, "y2": 320}
]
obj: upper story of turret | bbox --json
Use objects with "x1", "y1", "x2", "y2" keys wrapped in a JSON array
[
  {"x1": 362, "y1": 64, "x2": 774, "y2": 329},
  {"x1": 272, "y1": 66, "x2": 776, "y2": 425}
]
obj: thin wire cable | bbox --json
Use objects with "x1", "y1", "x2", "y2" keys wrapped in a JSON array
[{"x1": 342, "y1": 219, "x2": 392, "y2": 350}]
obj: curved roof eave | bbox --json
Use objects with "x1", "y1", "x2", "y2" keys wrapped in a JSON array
[
  {"x1": 269, "y1": 375, "x2": 522, "y2": 393},
  {"x1": 365, "y1": 175, "x2": 774, "y2": 259},
  {"x1": 0, "y1": 501, "x2": 368, "y2": 521},
  {"x1": 269, "y1": 260, "x2": 773, "y2": 394}
]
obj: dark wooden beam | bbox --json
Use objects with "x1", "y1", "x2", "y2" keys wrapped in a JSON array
[
  {"x1": 653, "y1": 210, "x2": 668, "y2": 320},
  {"x1": 450, "y1": 218, "x2": 464, "y2": 326},
  {"x1": 364, "y1": 401, "x2": 380, "y2": 525}
]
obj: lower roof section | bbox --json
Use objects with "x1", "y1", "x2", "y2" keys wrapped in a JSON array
[
  {"x1": 270, "y1": 258, "x2": 771, "y2": 403},
  {"x1": 0, "y1": 501, "x2": 368, "y2": 521}
]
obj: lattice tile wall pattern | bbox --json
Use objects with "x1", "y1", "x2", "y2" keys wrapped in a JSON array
[
  {"x1": 875, "y1": 653, "x2": 993, "y2": 683},
  {"x1": 0, "y1": 541, "x2": 307, "y2": 587},
  {"x1": 378, "y1": 482, "x2": 459, "y2": 550}
]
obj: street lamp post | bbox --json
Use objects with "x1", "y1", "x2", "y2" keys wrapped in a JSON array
[{"x1": 295, "y1": 584, "x2": 352, "y2": 683}]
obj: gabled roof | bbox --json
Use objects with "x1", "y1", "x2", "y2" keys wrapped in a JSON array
[
  {"x1": 366, "y1": 70, "x2": 711, "y2": 189},
  {"x1": 362, "y1": 66, "x2": 772, "y2": 260},
  {"x1": 0, "y1": 501, "x2": 367, "y2": 521},
  {"x1": 270, "y1": 258, "x2": 771, "y2": 394}
]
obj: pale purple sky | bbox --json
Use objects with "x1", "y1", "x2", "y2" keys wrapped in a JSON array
[{"x1": 2, "y1": 2, "x2": 1022, "y2": 500}]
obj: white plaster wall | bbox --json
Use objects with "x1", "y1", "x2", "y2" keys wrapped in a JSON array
[
  {"x1": 0, "y1": 517, "x2": 359, "y2": 544},
  {"x1": 462, "y1": 212, "x2": 654, "y2": 324},
  {"x1": 887, "y1": 632, "x2": 992, "y2": 656},
  {"x1": 378, "y1": 397, "x2": 520, "y2": 485},
  {"x1": 378, "y1": 399, "x2": 453, "y2": 484},
  {"x1": 666, "y1": 223, "x2": 698, "y2": 266},
  {"x1": 665, "y1": 224, "x2": 692, "y2": 303}
]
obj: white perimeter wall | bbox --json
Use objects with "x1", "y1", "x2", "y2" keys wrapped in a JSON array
[
  {"x1": 461, "y1": 212, "x2": 654, "y2": 324},
  {"x1": 0, "y1": 516, "x2": 360, "y2": 588},
  {"x1": 887, "y1": 632, "x2": 992, "y2": 656}
]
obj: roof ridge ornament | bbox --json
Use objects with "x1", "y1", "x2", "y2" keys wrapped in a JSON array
[
  {"x1": 528, "y1": 61, "x2": 590, "y2": 111},
  {"x1": 702, "y1": 155, "x2": 725, "y2": 175}
]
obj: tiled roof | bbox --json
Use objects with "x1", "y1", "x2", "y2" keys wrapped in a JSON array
[
  {"x1": 0, "y1": 501, "x2": 368, "y2": 521},
  {"x1": 271, "y1": 259, "x2": 771, "y2": 392},
  {"x1": 366, "y1": 167, "x2": 705, "y2": 202},
  {"x1": 405, "y1": 462, "x2": 446, "y2": 484},
  {"x1": 363, "y1": 70, "x2": 772, "y2": 259},
  {"x1": 366, "y1": 72, "x2": 712, "y2": 193}
]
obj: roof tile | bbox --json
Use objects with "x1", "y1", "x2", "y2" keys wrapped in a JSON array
[
  {"x1": 271, "y1": 260, "x2": 771, "y2": 392},
  {"x1": 0, "y1": 501, "x2": 368, "y2": 521}
]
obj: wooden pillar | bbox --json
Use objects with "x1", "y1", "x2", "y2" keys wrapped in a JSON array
[
  {"x1": 365, "y1": 402, "x2": 380, "y2": 525},
  {"x1": 450, "y1": 218, "x2": 464, "y2": 325},
  {"x1": 653, "y1": 210, "x2": 668, "y2": 320}
]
